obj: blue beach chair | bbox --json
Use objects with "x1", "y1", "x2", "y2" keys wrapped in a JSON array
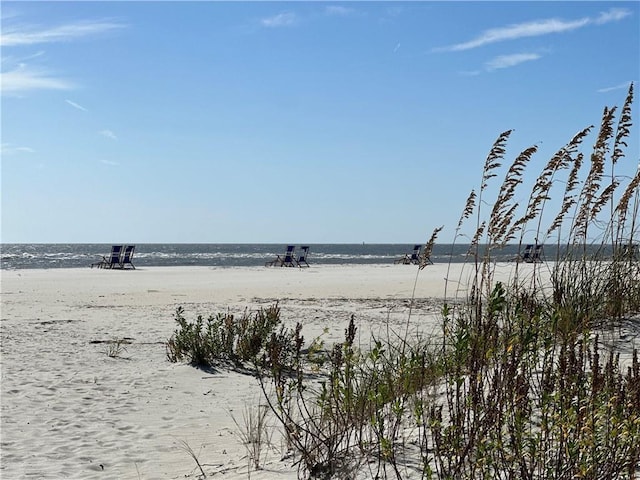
[
  {"x1": 295, "y1": 246, "x2": 310, "y2": 268},
  {"x1": 266, "y1": 245, "x2": 296, "y2": 267},
  {"x1": 618, "y1": 242, "x2": 639, "y2": 261},
  {"x1": 119, "y1": 245, "x2": 136, "y2": 269},
  {"x1": 92, "y1": 245, "x2": 124, "y2": 269},
  {"x1": 519, "y1": 244, "x2": 544, "y2": 263},
  {"x1": 395, "y1": 245, "x2": 422, "y2": 265}
]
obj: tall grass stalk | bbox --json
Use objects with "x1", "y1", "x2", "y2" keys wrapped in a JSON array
[{"x1": 231, "y1": 403, "x2": 273, "y2": 472}]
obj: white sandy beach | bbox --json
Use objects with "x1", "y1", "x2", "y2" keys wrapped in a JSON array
[{"x1": 0, "y1": 262, "x2": 561, "y2": 479}]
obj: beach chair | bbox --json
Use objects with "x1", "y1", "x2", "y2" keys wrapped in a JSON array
[
  {"x1": 91, "y1": 245, "x2": 123, "y2": 269},
  {"x1": 618, "y1": 242, "x2": 639, "y2": 261},
  {"x1": 119, "y1": 245, "x2": 136, "y2": 269},
  {"x1": 517, "y1": 244, "x2": 534, "y2": 262},
  {"x1": 519, "y1": 244, "x2": 544, "y2": 263},
  {"x1": 295, "y1": 246, "x2": 310, "y2": 268},
  {"x1": 395, "y1": 245, "x2": 421, "y2": 265},
  {"x1": 266, "y1": 245, "x2": 296, "y2": 267}
]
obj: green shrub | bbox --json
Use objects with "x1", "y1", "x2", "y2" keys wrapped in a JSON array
[{"x1": 166, "y1": 304, "x2": 286, "y2": 369}]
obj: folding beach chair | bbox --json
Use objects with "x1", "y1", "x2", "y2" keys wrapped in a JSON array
[
  {"x1": 618, "y1": 242, "x2": 639, "y2": 261},
  {"x1": 91, "y1": 245, "x2": 123, "y2": 269},
  {"x1": 119, "y1": 245, "x2": 136, "y2": 269},
  {"x1": 395, "y1": 245, "x2": 422, "y2": 265},
  {"x1": 266, "y1": 245, "x2": 296, "y2": 267},
  {"x1": 519, "y1": 244, "x2": 544, "y2": 263},
  {"x1": 531, "y1": 244, "x2": 544, "y2": 262},
  {"x1": 518, "y1": 244, "x2": 534, "y2": 262},
  {"x1": 295, "y1": 246, "x2": 310, "y2": 268}
]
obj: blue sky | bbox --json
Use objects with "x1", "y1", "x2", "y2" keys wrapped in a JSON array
[{"x1": 1, "y1": 2, "x2": 638, "y2": 244}]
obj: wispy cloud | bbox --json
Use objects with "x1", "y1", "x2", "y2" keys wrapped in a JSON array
[
  {"x1": 1, "y1": 50, "x2": 46, "y2": 64},
  {"x1": 594, "y1": 8, "x2": 631, "y2": 25},
  {"x1": 99, "y1": 130, "x2": 117, "y2": 140},
  {"x1": 260, "y1": 12, "x2": 297, "y2": 28},
  {"x1": 1, "y1": 17, "x2": 126, "y2": 94},
  {"x1": 485, "y1": 53, "x2": 542, "y2": 71},
  {"x1": 435, "y1": 8, "x2": 632, "y2": 52},
  {"x1": 1, "y1": 143, "x2": 35, "y2": 155},
  {"x1": 325, "y1": 6, "x2": 355, "y2": 17},
  {"x1": 1, "y1": 65, "x2": 73, "y2": 94},
  {"x1": 597, "y1": 81, "x2": 634, "y2": 93},
  {"x1": 65, "y1": 99, "x2": 88, "y2": 111},
  {"x1": 259, "y1": 6, "x2": 358, "y2": 30},
  {"x1": 1, "y1": 20, "x2": 125, "y2": 46},
  {"x1": 393, "y1": 42, "x2": 401, "y2": 53},
  {"x1": 100, "y1": 159, "x2": 119, "y2": 166}
]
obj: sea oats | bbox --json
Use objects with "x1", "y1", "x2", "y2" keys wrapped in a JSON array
[
  {"x1": 488, "y1": 145, "x2": 537, "y2": 245},
  {"x1": 615, "y1": 167, "x2": 640, "y2": 230},
  {"x1": 546, "y1": 146, "x2": 585, "y2": 237},
  {"x1": 468, "y1": 221, "x2": 486, "y2": 255},
  {"x1": 572, "y1": 108, "x2": 616, "y2": 241},
  {"x1": 590, "y1": 180, "x2": 620, "y2": 222},
  {"x1": 481, "y1": 130, "x2": 512, "y2": 191},
  {"x1": 547, "y1": 152, "x2": 584, "y2": 237},
  {"x1": 513, "y1": 147, "x2": 565, "y2": 235},
  {"x1": 523, "y1": 126, "x2": 591, "y2": 240},
  {"x1": 612, "y1": 83, "x2": 634, "y2": 165},
  {"x1": 419, "y1": 226, "x2": 443, "y2": 270},
  {"x1": 457, "y1": 189, "x2": 476, "y2": 231}
]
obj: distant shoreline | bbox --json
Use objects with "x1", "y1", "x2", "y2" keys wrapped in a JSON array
[{"x1": 0, "y1": 242, "x2": 610, "y2": 270}]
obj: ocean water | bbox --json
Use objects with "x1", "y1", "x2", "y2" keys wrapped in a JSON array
[{"x1": 0, "y1": 243, "x2": 530, "y2": 270}]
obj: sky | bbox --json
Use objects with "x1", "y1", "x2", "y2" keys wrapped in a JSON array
[{"x1": 1, "y1": 1, "x2": 639, "y2": 244}]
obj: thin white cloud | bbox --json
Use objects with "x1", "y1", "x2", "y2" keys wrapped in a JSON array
[
  {"x1": 435, "y1": 8, "x2": 631, "y2": 52},
  {"x1": 1, "y1": 143, "x2": 35, "y2": 155},
  {"x1": 1, "y1": 65, "x2": 73, "y2": 94},
  {"x1": 485, "y1": 53, "x2": 542, "y2": 71},
  {"x1": 1, "y1": 18, "x2": 126, "y2": 94},
  {"x1": 99, "y1": 130, "x2": 117, "y2": 140},
  {"x1": 594, "y1": 8, "x2": 631, "y2": 25},
  {"x1": 597, "y1": 81, "x2": 634, "y2": 93},
  {"x1": 325, "y1": 6, "x2": 355, "y2": 17},
  {"x1": 100, "y1": 159, "x2": 119, "y2": 166},
  {"x1": 393, "y1": 42, "x2": 401, "y2": 53},
  {"x1": 261, "y1": 12, "x2": 297, "y2": 28},
  {"x1": 65, "y1": 99, "x2": 88, "y2": 111},
  {"x1": 1, "y1": 20, "x2": 125, "y2": 46},
  {"x1": 440, "y1": 18, "x2": 589, "y2": 52},
  {"x1": 1, "y1": 50, "x2": 46, "y2": 64}
]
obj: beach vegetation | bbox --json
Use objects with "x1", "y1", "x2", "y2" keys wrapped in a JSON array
[
  {"x1": 176, "y1": 439, "x2": 207, "y2": 478},
  {"x1": 103, "y1": 338, "x2": 130, "y2": 359},
  {"x1": 166, "y1": 303, "x2": 302, "y2": 373},
  {"x1": 168, "y1": 84, "x2": 640, "y2": 478},
  {"x1": 255, "y1": 83, "x2": 640, "y2": 478},
  {"x1": 231, "y1": 402, "x2": 274, "y2": 472}
]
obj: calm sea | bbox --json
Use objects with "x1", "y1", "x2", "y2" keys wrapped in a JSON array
[{"x1": 0, "y1": 243, "x2": 530, "y2": 270}]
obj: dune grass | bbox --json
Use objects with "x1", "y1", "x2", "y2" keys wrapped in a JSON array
[
  {"x1": 256, "y1": 83, "x2": 639, "y2": 479},
  {"x1": 168, "y1": 84, "x2": 639, "y2": 478}
]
